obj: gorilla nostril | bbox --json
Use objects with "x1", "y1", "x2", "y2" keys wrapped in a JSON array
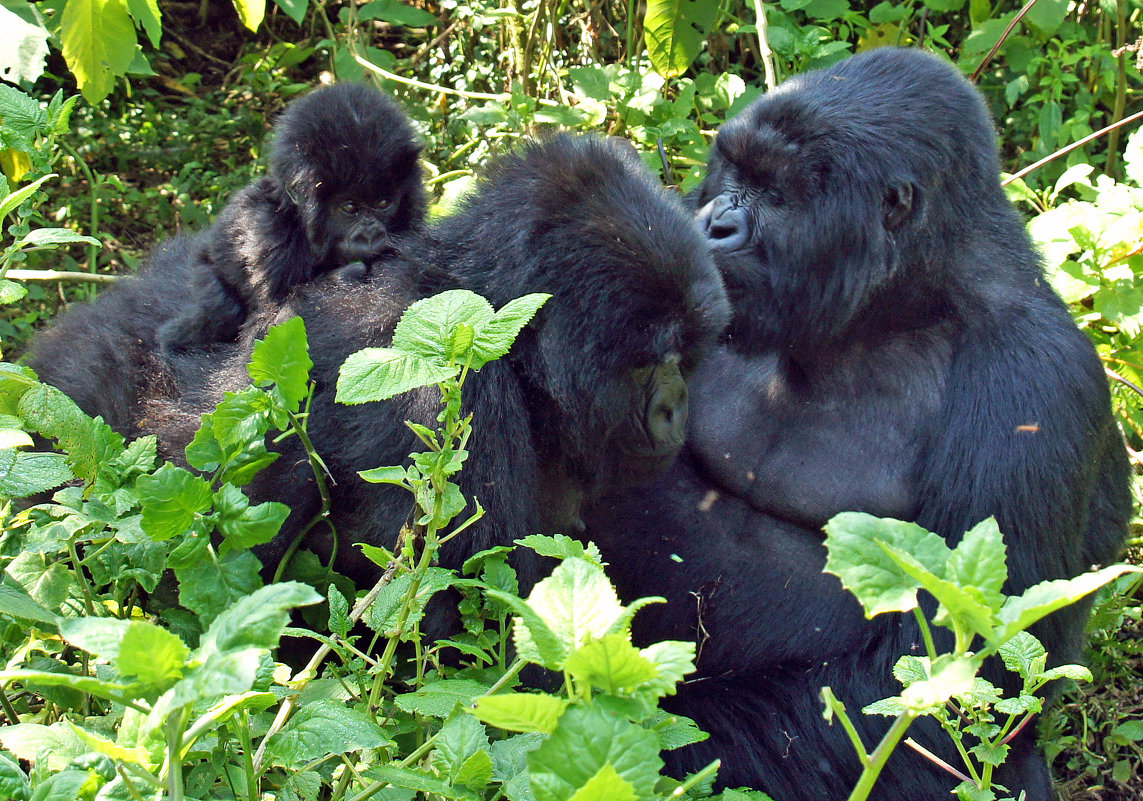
[{"x1": 698, "y1": 194, "x2": 749, "y2": 252}]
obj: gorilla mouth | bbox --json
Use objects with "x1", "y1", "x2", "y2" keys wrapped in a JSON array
[{"x1": 340, "y1": 238, "x2": 395, "y2": 264}]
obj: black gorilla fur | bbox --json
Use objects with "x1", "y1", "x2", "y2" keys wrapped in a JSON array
[
  {"x1": 158, "y1": 82, "x2": 427, "y2": 352},
  {"x1": 584, "y1": 48, "x2": 1131, "y2": 800},
  {"x1": 30, "y1": 134, "x2": 729, "y2": 589}
]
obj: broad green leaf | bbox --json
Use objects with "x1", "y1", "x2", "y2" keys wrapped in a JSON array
[
  {"x1": 567, "y1": 763, "x2": 636, "y2": 801},
  {"x1": 248, "y1": 316, "x2": 312, "y2": 410},
  {"x1": 1023, "y1": 0, "x2": 1067, "y2": 35},
  {"x1": 997, "y1": 631, "x2": 1046, "y2": 680},
  {"x1": 485, "y1": 587, "x2": 567, "y2": 669},
  {"x1": 214, "y1": 483, "x2": 290, "y2": 553},
  {"x1": 391, "y1": 289, "x2": 496, "y2": 362},
  {"x1": 0, "y1": 723, "x2": 86, "y2": 772},
  {"x1": 564, "y1": 634, "x2": 658, "y2": 695},
  {"x1": 144, "y1": 651, "x2": 263, "y2": 734},
  {"x1": 17, "y1": 382, "x2": 124, "y2": 481},
  {"x1": 995, "y1": 565, "x2": 1142, "y2": 643},
  {"x1": 359, "y1": 0, "x2": 438, "y2": 25},
  {"x1": 0, "y1": 671, "x2": 135, "y2": 707},
  {"x1": 1039, "y1": 664, "x2": 1092, "y2": 683},
  {"x1": 118, "y1": 621, "x2": 188, "y2": 690},
  {"x1": 231, "y1": 0, "x2": 265, "y2": 30},
  {"x1": 823, "y1": 512, "x2": 951, "y2": 616},
  {"x1": 455, "y1": 750, "x2": 494, "y2": 791},
  {"x1": 264, "y1": 699, "x2": 390, "y2": 768},
  {"x1": 174, "y1": 550, "x2": 264, "y2": 625},
  {"x1": 337, "y1": 347, "x2": 457, "y2": 403},
  {"x1": 394, "y1": 679, "x2": 491, "y2": 718},
  {"x1": 0, "y1": 448, "x2": 72, "y2": 498},
  {"x1": 432, "y1": 713, "x2": 492, "y2": 786},
  {"x1": 366, "y1": 765, "x2": 480, "y2": 800},
  {"x1": 197, "y1": 581, "x2": 321, "y2": 659},
  {"x1": 527, "y1": 705, "x2": 662, "y2": 801},
  {"x1": 0, "y1": 279, "x2": 27, "y2": 304},
  {"x1": 65, "y1": 720, "x2": 152, "y2": 768},
  {"x1": 271, "y1": 0, "x2": 308, "y2": 23},
  {"x1": 490, "y1": 733, "x2": 545, "y2": 801},
  {"x1": 124, "y1": 0, "x2": 161, "y2": 46},
  {"x1": 358, "y1": 465, "x2": 409, "y2": 485},
  {"x1": 60, "y1": 0, "x2": 136, "y2": 103},
  {"x1": 638, "y1": 640, "x2": 696, "y2": 698},
  {"x1": 643, "y1": 0, "x2": 719, "y2": 78},
  {"x1": 649, "y1": 710, "x2": 709, "y2": 750},
  {"x1": 523, "y1": 558, "x2": 626, "y2": 653},
  {"x1": 367, "y1": 567, "x2": 457, "y2": 635},
  {"x1": 0, "y1": 753, "x2": 29, "y2": 801},
  {"x1": 900, "y1": 654, "x2": 976, "y2": 713},
  {"x1": 471, "y1": 692, "x2": 568, "y2": 734},
  {"x1": 862, "y1": 696, "x2": 908, "y2": 717},
  {"x1": 946, "y1": 518, "x2": 1007, "y2": 600},
  {"x1": 209, "y1": 387, "x2": 275, "y2": 447},
  {"x1": 0, "y1": 582, "x2": 59, "y2": 627},
  {"x1": 137, "y1": 464, "x2": 212, "y2": 541},
  {"x1": 470, "y1": 293, "x2": 551, "y2": 368},
  {"x1": 879, "y1": 542, "x2": 997, "y2": 638},
  {"x1": 59, "y1": 617, "x2": 131, "y2": 661},
  {"x1": 19, "y1": 228, "x2": 101, "y2": 248}
]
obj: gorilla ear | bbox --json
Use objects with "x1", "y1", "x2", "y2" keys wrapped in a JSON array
[{"x1": 883, "y1": 182, "x2": 919, "y2": 230}]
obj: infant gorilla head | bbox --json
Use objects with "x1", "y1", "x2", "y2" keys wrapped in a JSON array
[{"x1": 158, "y1": 82, "x2": 426, "y2": 353}]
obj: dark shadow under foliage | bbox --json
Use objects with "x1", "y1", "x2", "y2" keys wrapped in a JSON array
[{"x1": 584, "y1": 47, "x2": 1133, "y2": 801}]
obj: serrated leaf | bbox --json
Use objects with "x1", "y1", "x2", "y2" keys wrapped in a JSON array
[
  {"x1": 367, "y1": 765, "x2": 480, "y2": 800},
  {"x1": 59, "y1": 617, "x2": 131, "y2": 661},
  {"x1": 823, "y1": 512, "x2": 951, "y2": 617},
  {"x1": 0, "y1": 448, "x2": 72, "y2": 498},
  {"x1": 60, "y1": 0, "x2": 137, "y2": 103},
  {"x1": 337, "y1": 347, "x2": 456, "y2": 403},
  {"x1": 20, "y1": 228, "x2": 101, "y2": 248},
  {"x1": 470, "y1": 293, "x2": 551, "y2": 368},
  {"x1": 644, "y1": 0, "x2": 719, "y2": 78},
  {"x1": 137, "y1": 463, "x2": 212, "y2": 541},
  {"x1": 1039, "y1": 664, "x2": 1092, "y2": 683},
  {"x1": 997, "y1": 631, "x2": 1046, "y2": 680},
  {"x1": 213, "y1": 482, "x2": 290, "y2": 553},
  {"x1": 565, "y1": 634, "x2": 657, "y2": 695},
  {"x1": 264, "y1": 699, "x2": 389, "y2": 768},
  {"x1": 394, "y1": 679, "x2": 491, "y2": 718},
  {"x1": 900, "y1": 655, "x2": 977, "y2": 713},
  {"x1": 248, "y1": 316, "x2": 312, "y2": 410},
  {"x1": 0, "y1": 582, "x2": 59, "y2": 627},
  {"x1": 879, "y1": 542, "x2": 997, "y2": 637},
  {"x1": 471, "y1": 692, "x2": 568, "y2": 734},
  {"x1": 527, "y1": 705, "x2": 662, "y2": 801},
  {"x1": 117, "y1": 621, "x2": 188, "y2": 690},
  {"x1": 515, "y1": 534, "x2": 603, "y2": 566},
  {"x1": 391, "y1": 289, "x2": 495, "y2": 362},
  {"x1": 17, "y1": 382, "x2": 124, "y2": 481},
  {"x1": 638, "y1": 640, "x2": 696, "y2": 698},
  {"x1": 995, "y1": 695, "x2": 1042, "y2": 716},
  {"x1": 174, "y1": 550, "x2": 264, "y2": 625},
  {"x1": 432, "y1": 713, "x2": 492, "y2": 784},
  {"x1": 996, "y1": 565, "x2": 1142, "y2": 643},
  {"x1": 367, "y1": 568, "x2": 457, "y2": 635},
  {"x1": 567, "y1": 763, "x2": 636, "y2": 801},
  {"x1": 197, "y1": 581, "x2": 321, "y2": 659},
  {"x1": 0, "y1": 172, "x2": 52, "y2": 220},
  {"x1": 946, "y1": 518, "x2": 1007, "y2": 599},
  {"x1": 0, "y1": 279, "x2": 27, "y2": 304},
  {"x1": 0, "y1": 752, "x2": 29, "y2": 801}
]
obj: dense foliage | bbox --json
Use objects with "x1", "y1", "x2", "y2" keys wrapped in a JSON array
[{"x1": 0, "y1": 1, "x2": 1140, "y2": 800}]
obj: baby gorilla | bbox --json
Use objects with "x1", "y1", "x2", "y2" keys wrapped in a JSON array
[{"x1": 158, "y1": 82, "x2": 426, "y2": 353}]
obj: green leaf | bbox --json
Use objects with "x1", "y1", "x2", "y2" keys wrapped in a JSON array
[
  {"x1": 337, "y1": 347, "x2": 457, "y2": 403},
  {"x1": 527, "y1": 705, "x2": 662, "y2": 801},
  {"x1": 432, "y1": 713, "x2": 492, "y2": 787},
  {"x1": 996, "y1": 631, "x2": 1046, "y2": 680},
  {"x1": 0, "y1": 85, "x2": 46, "y2": 140},
  {"x1": 231, "y1": 0, "x2": 265, "y2": 30},
  {"x1": 0, "y1": 581, "x2": 60, "y2": 627},
  {"x1": 368, "y1": 567, "x2": 457, "y2": 635},
  {"x1": 20, "y1": 228, "x2": 101, "y2": 248},
  {"x1": 213, "y1": 483, "x2": 290, "y2": 553},
  {"x1": 567, "y1": 763, "x2": 637, "y2": 801},
  {"x1": 391, "y1": 289, "x2": 495, "y2": 362},
  {"x1": 137, "y1": 463, "x2": 212, "y2": 541},
  {"x1": 470, "y1": 293, "x2": 551, "y2": 369},
  {"x1": 1038, "y1": 664, "x2": 1092, "y2": 683},
  {"x1": 271, "y1": 0, "x2": 308, "y2": 23},
  {"x1": 0, "y1": 448, "x2": 72, "y2": 498},
  {"x1": 0, "y1": 671, "x2": 134, "y2": 707},
  {"x1": 638, "y1": 640, "x2": 696, "y2": 698},
  {"x1": 124, "y1": 0, "x2": 161, "y2": 46},
  {"x1": 565, "y1": 634, "x2": 658, "y2": 695},
  {"x1": 0, "y1": 753, "x2": 30, "y2": 801},
  {"x1": 60, "y1": 0, "x2": 137, "y2": 103},
  {"x1": 175, "y1": 550, "x2": 264, "y2": 625},
  {"x1": 264, "y1": 700, "x2": 390, "y2": 768},
  {"x1": 643, "y1": 0, "x2": 719, "y2": 78},
  {"x1": 358, "y1": 465, "x2": 409, "y2": 485},
  {"x1": 823, "y1": 512, "x2": 951, "y2": 616},
  {"x1": 900, "y1": 655, "x2": 977, "y2": 713},
  {"x1": 878, "y1": 542, "x2": 997, "y2": 638},
  {"x1": 367, "y1": 765, "x2": 479, "y2": 800},
  {"x1": 996, "y1": 565, "x2": 1142, "y2": 643},
  {"x1": 248, "y1": 316, "x2": 313, "y2": 410},
  {"x1": 486, "y1": 588, "x2": 567, "y2": 669},
  {"x1": 197, "y1": 581, "x2": 321, "y2": 659},
  {"x1": 59, "y1": 617, "x2": 131, "y2": 661},
  {"x1": 0, "y1": 173, "x2": 53, "y2": 220},
  {"x1": 117, "y1": 621, "x2": 188, "y2": 690},
  {"x1": 394, "y1": 678, "x2": 491, "y2": 718},
  {"x1": 471, "y1": 692, "x2": 568, "y2": 734},
  {"x1": 0, "y1": 280, "x2": 27, "y2": 304},
  {"x1": 17, "y1": 382, "x2": 124, "y2": 481},
  {"x1": 946, "y1": 518, "x2": 1007, "y2": 600},
  {"x1": 359, "y1": 0, "x2": 438, "y2": 25}
]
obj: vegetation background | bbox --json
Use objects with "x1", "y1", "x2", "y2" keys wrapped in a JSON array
[{"x1": 0, "y1": 0, "x2": 1140, "y2": 799}]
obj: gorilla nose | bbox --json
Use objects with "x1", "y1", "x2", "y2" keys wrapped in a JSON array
[{"x1": 697, "y1": 194, "x2": 750, "y2": 252}]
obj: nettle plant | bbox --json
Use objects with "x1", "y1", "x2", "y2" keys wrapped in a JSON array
[
  {"x1": 821, "y1": 513, "x2": 1138, "y2": 801},
  {"x1": 0, "y1": 290, "x2": 730, "y2": 801}
]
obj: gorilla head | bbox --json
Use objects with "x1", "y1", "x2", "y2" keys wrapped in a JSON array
[
  {"x1": 269, "y1": 82, "x2": 427, "y2": 267},
  {"x1": 696, "y1": 48, "x2": 1010, "y2": 354}
]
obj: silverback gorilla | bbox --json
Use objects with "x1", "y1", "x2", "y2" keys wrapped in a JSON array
[
  {"x1": 29, "y1": 134, "x2": 729, "y2": 589},
  {"x1": 583, "y1": 48, "x2": 1131, "y2": 800},
  {"x1": 158, "y1": 82, "x2": 426, "y2": 353}
]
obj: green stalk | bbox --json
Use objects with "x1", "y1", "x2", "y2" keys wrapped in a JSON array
[{"x1": 846, "y1": 712, "x2": 916, "y2": 801}]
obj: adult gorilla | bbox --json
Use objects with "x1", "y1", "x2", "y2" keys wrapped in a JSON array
[
  {"x1": 584, "y1": 47, "x2": 1131, "y2": 800},
  {"x1": 30, "y1": 135, "x2": 729, "y2": 589}
]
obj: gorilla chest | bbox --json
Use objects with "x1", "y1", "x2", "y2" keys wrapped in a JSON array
[{"x1": 688, "y1": 341, "x2": 950, "y2": 527}]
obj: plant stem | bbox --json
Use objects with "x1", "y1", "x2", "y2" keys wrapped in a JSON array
[{"x1": 846, "y1": 712, "x2": 916, "y2": 801}]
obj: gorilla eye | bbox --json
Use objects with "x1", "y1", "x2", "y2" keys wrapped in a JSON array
[
  {"x1": 377, "y1": 199, "x2": 392, "y2": 210},
  {"x1": 340, "y1": 201, "x2": 359, "y2": 215}
]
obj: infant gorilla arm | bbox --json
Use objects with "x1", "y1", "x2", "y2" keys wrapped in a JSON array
[
  {"x1": 586, "y1": 47, "x2": 1131, "y2": 801},
  {"x1": 158, "y1": 82, "x2": 427, "y2": 353}
]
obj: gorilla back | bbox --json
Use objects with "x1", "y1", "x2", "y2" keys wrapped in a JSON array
[{"x1": 586, "y1": 47, "x2": 1130, "y2": 801}]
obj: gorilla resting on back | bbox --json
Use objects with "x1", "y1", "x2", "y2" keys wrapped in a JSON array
[
  {"x1": 584, "y1": 47, "x2": 1131, "y2": 800},
  {"x1": 29, "y1": 134, "x2": 729, "y2": 588}
]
